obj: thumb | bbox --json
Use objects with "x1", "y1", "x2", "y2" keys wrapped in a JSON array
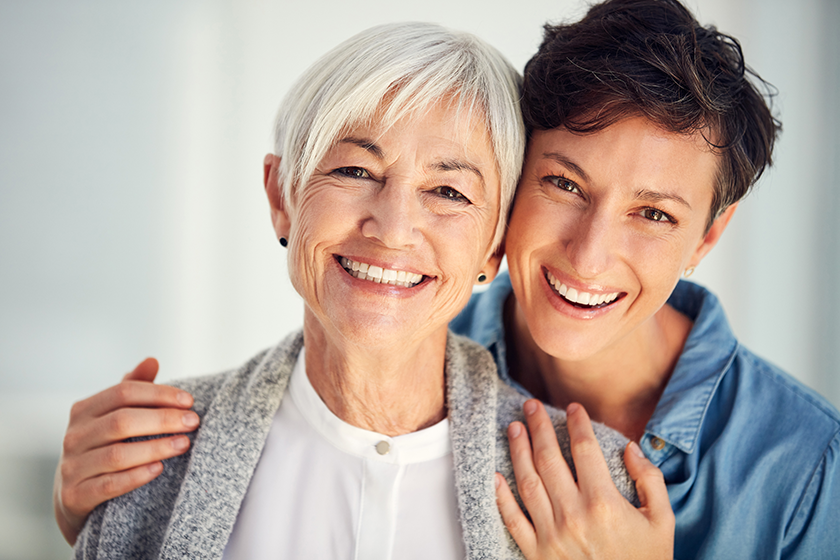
[
  {"x1": 624, "y1": 441, "x2": 673, "y2": 525},
  {"x1": 122, "y1": 357, "x2": 160, "y2": 383}
]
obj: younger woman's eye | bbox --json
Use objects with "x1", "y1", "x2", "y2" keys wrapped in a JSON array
[
  {"x1": 641, "y1": 207, "x2": 674, "y2": 223},
  {"x1": 434, "y1": 185, "x2": 471, "y2": 203},
  {"x1": 334, "y1": 166, "x2": 370, "y2": 179},
  {"x1": 547, "y1": 176, "x2": 581, "y2": 195}
]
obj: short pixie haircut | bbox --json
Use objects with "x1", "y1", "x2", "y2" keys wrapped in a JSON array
[
  {"x1": 522, "y1": 0, "x2": 782, "y2": 228},
  {"x1": 272, "y1": 22, "x2": 525, "y2": 250}
]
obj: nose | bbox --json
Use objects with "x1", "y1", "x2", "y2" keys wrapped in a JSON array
[
  {"x1": 360, "y1": 181, "x2": 423, "y2": 249},
  {"x1": 565, "y1": 210, "x2": 615, "y2": 279}
]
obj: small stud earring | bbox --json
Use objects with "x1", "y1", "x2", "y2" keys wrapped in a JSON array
[
  {"x1": 684, "y1": 267, "x2": 695, "y2": 278},
  {"x1": 279, "y1": 237, "x2": 288, "y2": 248},
  {"x1": 477, "y1": 272, "x2": 488, "y2": 283}
]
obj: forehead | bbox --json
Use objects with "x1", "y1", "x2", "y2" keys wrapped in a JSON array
[{"x1": 338, "y1": 100, "x2": 496, "y2": 165}]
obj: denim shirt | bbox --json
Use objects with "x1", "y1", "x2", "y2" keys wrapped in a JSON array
[{"x1": 451, "y1": 272, "x2": 840, "y2": 560}]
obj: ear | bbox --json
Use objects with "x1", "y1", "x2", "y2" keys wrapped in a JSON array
[
  {"x1": 688, "y1": 203, "x2": 738, "y2": 268},
  {"x1": 263, "y1": 153, "x2": 291, "y2": 239},
  {"x1": 476, "y1": 240, "x2": 506, "y2": 285}
]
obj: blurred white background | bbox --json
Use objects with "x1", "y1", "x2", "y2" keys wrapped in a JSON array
[{"x1": 1, "y1": 0, "x2": 837, "y2": 557}]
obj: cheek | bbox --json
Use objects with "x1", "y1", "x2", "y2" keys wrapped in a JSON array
[{"x1": 284, "y1": 210, "x2": 340, "y2": 300}]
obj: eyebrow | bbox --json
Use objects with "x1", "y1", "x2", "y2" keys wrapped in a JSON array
[
  {"x1": 542, "y1": 152, "x2": 591, "y2": 183},
  {"x1": 634, "y1": 189, "x2": 692, "y2": 210},
  {"x1": 339, "y1": 137, "x2": 384, "y2": 159},
  {"x1": 433, "y1": 159, "x2": 485, "y2": 184}
]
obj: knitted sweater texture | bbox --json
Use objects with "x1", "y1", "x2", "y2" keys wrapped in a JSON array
[{"x1": 75, "y1": 331, "x2": 635, "y2": 559}]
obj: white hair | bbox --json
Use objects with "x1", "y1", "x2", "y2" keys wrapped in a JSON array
[{"x1": 272, "y1": 22, "x2": 525, "y2": 250}]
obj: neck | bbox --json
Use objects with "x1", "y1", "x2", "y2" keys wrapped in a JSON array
[
  {"x1": 505, "y1": 295, "x2": 691, "y2": 442},
  {"x1": 302, "y1": 310, "x2": 448, "y2": 437}
]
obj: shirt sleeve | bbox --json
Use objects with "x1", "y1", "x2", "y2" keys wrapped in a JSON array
[{"x1": 783, "y1": 429, "x2": 840, "y2": 559}]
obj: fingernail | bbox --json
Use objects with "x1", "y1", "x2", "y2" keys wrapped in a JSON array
[
  {"x1": 177, "y1": 391, "x2": 193, "y2": 407},
  {"x1": 509, "y1": 422, "x2": 522, "y2": 438},
  {"x1": 495, "y1": 473, "x2": 502, "y2": 489},
  {"x1": 523, "y1": 400, "x2": 538, "y2": 416},
  {"x1": 172, "y1": 436, "x2": 189, "y2": 451},
  {"x1": 628, "y1": 441, "x2": 646, "y2": 459},
  {"x1": 148, "y1": 462, "x2": 163, "y2": 475},
  {"x1": 182, "y1": 412, "x2": 199, "y2": 428},
  {"x1": 566, "y1": 402, "x2": 581, "y2": 416}
]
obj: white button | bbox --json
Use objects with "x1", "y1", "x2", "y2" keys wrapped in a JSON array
[{"x1": 375, "y1": 440, "x2": 390, "y2": 455}]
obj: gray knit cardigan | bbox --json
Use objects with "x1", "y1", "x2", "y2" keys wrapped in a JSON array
[{"x1": 75, "y1": 331, "x2": 636, "y2": 559}]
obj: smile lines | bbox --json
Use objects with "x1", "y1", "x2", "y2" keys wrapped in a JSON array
[
  {"x1": 339, "y1": 256, "x2": 424, "y2": 288},
  {"x1": 546, "y1": 270, "x2": 621, "y2": 309}
]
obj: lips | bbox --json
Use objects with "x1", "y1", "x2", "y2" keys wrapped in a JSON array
[
  {"x1": 338, "y1": 256, "x2": 424, "y2": 288},
  {"x1": 545, "y1": 270, "x2": 622, "y2": 309}
]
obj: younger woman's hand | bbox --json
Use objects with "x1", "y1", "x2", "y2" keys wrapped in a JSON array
[
  {"x1": 495, "y1": 400, "x2": 674, "y2": 560},
  {"x1": 53, "y1": 358, "x2": 199, "y2": 545}
]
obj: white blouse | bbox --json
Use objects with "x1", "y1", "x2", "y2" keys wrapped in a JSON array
[{"x1": 223, "y1": 347, "x2": 464, "y2": 560}]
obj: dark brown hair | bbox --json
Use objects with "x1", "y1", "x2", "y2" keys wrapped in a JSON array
[{"x1": 522, "y1": 0, "x2": 782, "y2": 226}]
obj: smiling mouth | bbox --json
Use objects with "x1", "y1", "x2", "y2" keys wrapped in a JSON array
[
  {"x1": 545, "y1": 270, "x2": 623, "y2": 309},
  {"x1": 338, "y1": 256, "x2": 425, "y2": 288}
]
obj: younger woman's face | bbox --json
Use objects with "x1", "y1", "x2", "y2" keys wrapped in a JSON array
[{"x1": 505, "y1": 116, "x2": 733, "y2": 362}]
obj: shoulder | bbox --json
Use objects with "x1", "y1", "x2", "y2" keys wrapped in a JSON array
[
  {"x1": 729, "y1": 346, "x2": 840, "y2": 440},
  {"x1": 731, "y1": 350, "x2": 840, "y2": 555},
  {"x1": 493, "y1": 381, "x2": 638, "y2": 505}
]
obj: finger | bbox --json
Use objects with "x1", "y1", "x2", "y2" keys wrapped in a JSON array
[
  {"x1": 68, "y1": 434, "x2": 191, "y2": 483},
  {"x1": 65, "y1": 460, "x2": 166, "y2": 517},
  {"x1": 507, "y1": 420, "x2": 557, "y2": 536},
  {"x1": 123, "y1": 357, "x2": 159, "y2": 382},
  {"x1": 68, "y1": 407, "x2": 199, "y2": 453},
  {"x1": 522, "y1": 399, "x2": 578, "y2": 504},
  {"x1": 495, "y1": 472, "x2": 538, "y2": 558},
  {"x1": 72, "y1": 381, "x2": 194, "y2": 420},
  {"x1": 565, "y1": 402, "x2": 615, "y2": 500},
  {"x1": 624, "y1": 442, "x2": 673, "y2": 526}
]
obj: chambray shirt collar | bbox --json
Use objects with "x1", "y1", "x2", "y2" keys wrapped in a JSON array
[
  {"x1": 455, "y1": 274, "x2": 737, "y2": 457},
  {"x1": 643, "y1": 280, "x2": 739, "y2": 457},
  {"x1": 455, "y1": 273, "x2": 739, "y2": 458}
]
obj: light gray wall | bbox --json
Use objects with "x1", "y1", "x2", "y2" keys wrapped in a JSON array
[{"x1": 1, "y1": 0, "x2": 837, "y2": 557}]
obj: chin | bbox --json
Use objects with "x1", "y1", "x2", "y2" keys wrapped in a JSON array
[{"x1": 530, "y1": 324, "x2": 610, "y2": 363}]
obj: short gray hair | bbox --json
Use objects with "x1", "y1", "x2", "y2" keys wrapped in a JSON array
[{"x1": 272, "y1": 22, "x2": 524, "y2": 250}]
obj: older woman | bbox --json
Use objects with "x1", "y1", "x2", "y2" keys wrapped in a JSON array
[
  {"x1": 54, "y1": 22, "x2": 655, "y2": 560},
  {"x1": 452, "y1": 1, "x2": 840, "y2": 558}
]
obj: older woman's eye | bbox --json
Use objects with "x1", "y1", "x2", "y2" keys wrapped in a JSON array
[
  {"x1": 334, "y1": 166, "x2": 370, "y2": 179},
  {"x1": 547, "y1": 176, "x2": 581, "y2": 194},
  {"x1": 641, "y1": 207, "x2": 673, "y2": 223},
  {"x1": 434, "y1": 186, "x2": 471, "y2": 203}
]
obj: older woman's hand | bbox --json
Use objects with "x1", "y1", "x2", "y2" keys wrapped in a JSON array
[
  {"x1": 495, "y1": 400, "x2": 674, "y2": 560},
  {"x1": 53, "y1": 358, "x2": 199, "y2": 545}
]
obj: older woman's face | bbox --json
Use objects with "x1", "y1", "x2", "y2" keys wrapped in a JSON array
[
  {"x1": 273, "y1": 101, "x2": 501, "y2": 348},
  {"x1": 505, "y1": 116, "x2": 735, "y2": 362}
]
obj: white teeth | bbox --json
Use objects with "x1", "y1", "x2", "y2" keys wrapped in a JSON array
[
  {"x1": 545, "y1": 271, "x2": 620, "y2": 308},
  {"x1": 339, "y1": 257, "x2": 423, "y2": 287}
]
